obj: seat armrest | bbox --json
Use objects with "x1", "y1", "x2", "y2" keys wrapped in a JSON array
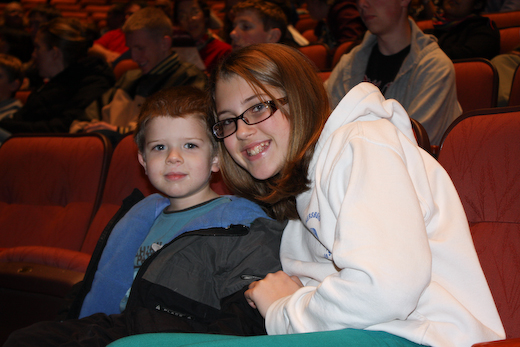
[
  {"x1": 472, "y1": 338, "x2": 520, "y2": 347},
  {"x1": 0, "y1": 262, "x2": 84, "y2": 297},
  {"x1": 0, "y1": 246, "x2": 91, "y2": 272}
]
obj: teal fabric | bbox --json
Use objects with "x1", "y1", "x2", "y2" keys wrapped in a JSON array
[{"x1": 107, "y1": 329, "x2": 426, "y2": 347}]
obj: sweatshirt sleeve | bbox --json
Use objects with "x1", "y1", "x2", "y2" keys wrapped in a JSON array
[{"x1": 266, "y1": 126, "x2": 433, "y2": 334}]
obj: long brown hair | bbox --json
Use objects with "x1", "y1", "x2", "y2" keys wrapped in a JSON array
[{"x1": 209, "y1": 43, "x2": 330, "y2": 221}]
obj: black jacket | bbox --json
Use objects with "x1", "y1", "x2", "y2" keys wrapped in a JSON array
[
  {"x1": 0, "y1": 56, "x2": 115, "y2": 134},
  {"x1": 67, "y1": 189, "x2": 286, "y2": 336},
  {"x1": 432, "y1": 16, "x2": 500, "y2": 60}
]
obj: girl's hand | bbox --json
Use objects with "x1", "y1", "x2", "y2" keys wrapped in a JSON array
[{"x1": 244, "y1": 271, "x2": 303, "y2": 317}]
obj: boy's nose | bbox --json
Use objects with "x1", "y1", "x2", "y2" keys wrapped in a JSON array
[{"x1": 166, "y1": 149, "x2": 183, "y2": 164}]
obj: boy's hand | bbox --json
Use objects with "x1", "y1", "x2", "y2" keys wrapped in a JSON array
[{"x1": 244, "y1": 271, "x2": 303, "y2": 318}]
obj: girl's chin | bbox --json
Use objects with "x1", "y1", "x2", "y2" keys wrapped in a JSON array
[{"x1": 249, "y1": 166, "x2": 280, "y2": 181}]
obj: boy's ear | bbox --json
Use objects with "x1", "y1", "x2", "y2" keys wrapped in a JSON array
[
  {"x1": 211, "y1": 155, "x2": 219, "y2": 173},
  {"x1": 161, "y1": 35, "x2": 172, "y2": 52},
  {"x1": 266, "y1": 28, "x2": 282, "y2": 43},
  {"x1": 137, "y1": 152, "x2": 148, "y2": 175},
  {"x1": 8, "y1": 79, "x2": 21, "y2": 93},
  {"x1": 51, "y1": 46, "x2": 62, "y2": 61}
]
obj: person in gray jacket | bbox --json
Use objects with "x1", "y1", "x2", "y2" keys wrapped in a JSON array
[{"x1": 325, "y1": 0, "x2": 461, "y2": 146}]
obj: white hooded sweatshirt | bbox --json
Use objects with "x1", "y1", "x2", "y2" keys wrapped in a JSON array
[{"x1": 265, "y1": 83, "x2": 505, "y2": 347}]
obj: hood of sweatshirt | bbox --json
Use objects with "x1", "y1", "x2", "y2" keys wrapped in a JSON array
[{"x1": 318, "y1": 82, "x2": 416, "y2": 152}]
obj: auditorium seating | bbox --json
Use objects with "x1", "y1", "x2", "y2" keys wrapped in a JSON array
[
  {"x1": 453, "y1": 58, "x2": 498, "y2": 113},
  {"x1": 0, "y1": 133, "x2": 111, "y2": 343},
  {"x1": 331, "y1": 40, "x2": 358, "y2": 68},
  {"x1": 410, "y1": 117, "x2": 432, "y2": 155},
  {"x1": 499, "y1": 26, "x2": 520, "y2": 54},
  {"x1": 298, "y1": 44, "x2": 330, "y2": 71},
  {"x1": 508, "y1": 63, "x2": 520, "y2": 106}
]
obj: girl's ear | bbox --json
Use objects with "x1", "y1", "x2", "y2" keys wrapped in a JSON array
[
  {"x1": 138, "y1": 152, "x2": 148, "y2": 175},
  {"x1": 211, "y1": 155, "x2": 220, "y2": 173}
]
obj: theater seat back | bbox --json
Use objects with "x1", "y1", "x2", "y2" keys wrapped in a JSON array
[
  {"x1": 0, "y1": 134, "x2": 110, "y2": 252},
  {"x1": 438, "y1": 107, "x2": 520, "y2": 339}
]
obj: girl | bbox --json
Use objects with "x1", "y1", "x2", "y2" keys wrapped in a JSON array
[{"x1": 209, "y1": 43, "x2": 505, "y2": 347}]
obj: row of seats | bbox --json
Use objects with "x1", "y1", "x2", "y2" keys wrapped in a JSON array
[{"x1": 0, "y1": 133, "x2": 229, "y2": 343}]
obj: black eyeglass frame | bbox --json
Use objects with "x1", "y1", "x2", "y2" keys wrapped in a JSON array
[{"x1": 213, "y1": 97, "x2": 288, "y2": 139}]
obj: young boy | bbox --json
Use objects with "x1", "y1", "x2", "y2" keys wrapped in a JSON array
[
  {"x1": 229, "y1": 0, "x2": 288, "y2": 50},
  {"x1": 4, "y1": 86, "x2": 284, "y2": 346},
  {"x1": 0, "y1": 53, "x2": 23, "y2": 121}
]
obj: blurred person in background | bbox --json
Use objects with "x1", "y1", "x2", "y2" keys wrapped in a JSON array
[
  {"x1": 89, "y1": 0, "x2": 147, "y2": 66},
  {"x1": 304, "y1": 0, "x2": 366, "y2": 50},
  {"x1": 174, "y1": 0, "x2": 231, "y2": 72},
  {"x1": 424, "y1": 0, "x2": 500, "y2": 60},
  {"x1": 72, "y1": 7, "x2": 206, "y2": 146},
  {"x1": 0, "y1": 17, "x2": 115, "y2": 141}
]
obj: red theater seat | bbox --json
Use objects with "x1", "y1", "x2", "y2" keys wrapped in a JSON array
[
  {"x1": 0, "y1": 133, "x2": 111, "y2": 343},
  {"x1": 438, "y1": 107, "x2": 520, "y2": 343}
]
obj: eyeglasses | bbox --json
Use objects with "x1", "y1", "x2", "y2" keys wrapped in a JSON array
[{"x1": 213, "y1": 97, "x2": 288, "y2": 139}]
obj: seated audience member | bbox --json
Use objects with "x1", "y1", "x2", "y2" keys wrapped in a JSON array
[
  {"x1": 0, "y1": 2, "x2": 33, "y2": 64},
  {"x1": 305, "y1": 0, "x2": 366, "y2": 49},
  {"x1": 174, "y1": 0, "x2": 231, "y2": 73},
  {"x1": 23, "y1": 4, "x2": 61, "y2": 90},
  {"x1": 0, "y1": 18, "x2": 115, "y2": 142},
  {"x1": 229, "y1": 0, "x2": 291, "y2": 50},
  {"x1": 265, "y1": 0, "x2": 309, "y2": 46},
  {"x1": 99, "y1": 3, "x2": 126, "y2": 36},
  {"x1": 0, "y1": 2, "x2": 28, "y2": 31},
  {"x1": 0, "y1": 53, "x2": 22, "y2": 121},
  {"x1": 72, "y1": 7, "x2": 207, "y2": 146},
  {"x1": 27, "y1": 4, "x2": 61, "y2": 39},
  {"x1": 89, "y1": 1, "x2": 146, "y2": 65},
  {"x1": 325, "y1": 0, "x2": 461, "y2": 146},
  {"x1": 4, "y1": 86, "x2": 284, "y2": 346},
  {"x1": 425, "y1": 0, "x2": 500, "y2": 60},
  {"x1": 409, "y1": 0, "x2": 438, "y2": 21},
  {"x1": 485, "y1": 0, "x2": 520, "y2": 12}
]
